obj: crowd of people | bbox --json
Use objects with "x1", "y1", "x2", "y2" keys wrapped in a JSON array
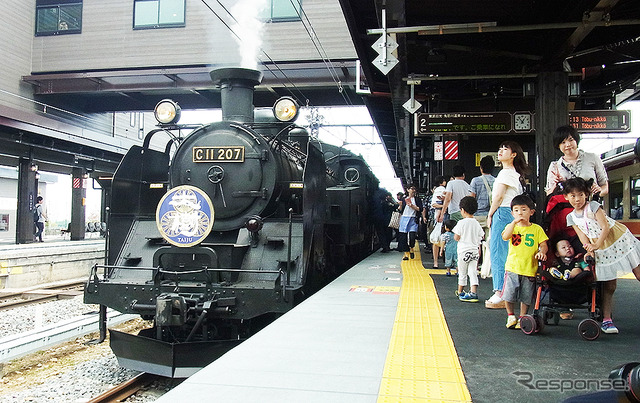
[{"x1": 374, "y1": 125, "x2": 640, "y2": 334}]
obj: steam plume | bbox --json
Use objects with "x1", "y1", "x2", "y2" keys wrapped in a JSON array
[{"x1": 231, "y1": 0, "x2": 268, "y2": 70}]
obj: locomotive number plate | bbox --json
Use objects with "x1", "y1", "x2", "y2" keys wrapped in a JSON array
[{"x1": 193, "y1": 146, "x2": 245, "y2": 162}]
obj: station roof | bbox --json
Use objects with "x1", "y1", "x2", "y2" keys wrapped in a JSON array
[
  {"x1": 22, "y1": 61, "x2": 362, "y2": 112},
  {"x1": 20, "y1": 1, "x2": 640, "y2": 182},
  {"x1": 339, "y1": 0, "x2": 640, "y2": 178}
]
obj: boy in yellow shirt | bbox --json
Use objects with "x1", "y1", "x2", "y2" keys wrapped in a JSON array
[{"x1": 501, "y1": 194, "x2": 548, "y2": 329}]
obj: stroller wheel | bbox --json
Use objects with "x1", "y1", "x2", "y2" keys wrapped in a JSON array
[
  {"x1": 535, "y1": 315, "x2": 545, "y2": 333},
  {"x1": 520, "y1": 315, "x2": 537, "y2": 335},
  {"x1": 578, "y1": 319, "x2": 600, "y2": 341}
]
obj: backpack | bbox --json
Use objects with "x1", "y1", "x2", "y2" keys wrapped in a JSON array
[{"x1": 33, "y1": 207, "x2": 40, "y2": 222}]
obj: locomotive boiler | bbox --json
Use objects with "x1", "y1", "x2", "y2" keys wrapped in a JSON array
[{"x1": 84, "y1": 67, "x2": 379, "y2": 377}]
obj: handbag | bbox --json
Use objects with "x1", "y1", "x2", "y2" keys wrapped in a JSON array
[
  {"x1": 388, "y1": 211, "x2": 401, "y2": 229},
  {"x1": 480, "y1": 236, "x2": 491, "y2": 278},
  {"x1": 429, "y1": 221, "x2": 442, "y2": 244}
]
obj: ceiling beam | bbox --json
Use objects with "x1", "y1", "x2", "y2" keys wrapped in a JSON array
[
  {"x1": 367, "y1": 19, "x2": 640, "y2": 36},
  {"x1": 549, "y1": 0, "x2": 621, "y2": 65}
]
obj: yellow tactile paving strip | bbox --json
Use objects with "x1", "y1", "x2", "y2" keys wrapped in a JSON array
[{"x1": 377, "y1": 249, "x2": 472, "y2": 403}]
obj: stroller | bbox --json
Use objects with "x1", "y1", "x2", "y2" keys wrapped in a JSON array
[{"x1": 519, "y1": 257, "x2": 603, "y2": 340}]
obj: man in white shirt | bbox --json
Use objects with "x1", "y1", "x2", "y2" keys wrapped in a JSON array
[{"x1": 439, "y1": 165, "x2": 471, "y2": 223}]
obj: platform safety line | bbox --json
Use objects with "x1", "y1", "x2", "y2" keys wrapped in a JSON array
[{"x1": 377, "y1": 248, "x2": 472, "y2": 403}]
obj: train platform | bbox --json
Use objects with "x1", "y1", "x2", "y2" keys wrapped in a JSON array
[
  {"x1": 0, "y1": 239, "x2": 105, "y2": 290},
  {"x1": 155, "y1": 246, "x2": 640, "y2": 403}
]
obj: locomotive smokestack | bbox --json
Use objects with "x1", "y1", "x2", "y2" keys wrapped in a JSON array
[{"x1": 210, "y1": 68, "x2": 263, "y2": 123}]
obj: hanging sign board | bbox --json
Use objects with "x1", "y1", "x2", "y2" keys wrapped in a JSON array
[
  {"x1": 569, "y1": 110, "x2": 631, "y2": 133},
  {"x1": 416, "y1": 112, "x2": 514, "y2": 135}
]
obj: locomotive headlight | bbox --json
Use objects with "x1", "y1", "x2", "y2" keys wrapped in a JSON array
[
  {"x1": 273, "y1": 97, "x2": 299, "y2": 122},
  {"x1": 154, "y1": 99, "x2": 181, "y2": 125},
  {"x1": 245, "y1": 216, "x2": 264, "y2": 233}
]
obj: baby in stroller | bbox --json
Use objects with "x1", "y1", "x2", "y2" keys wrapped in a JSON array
[
  {"x1": 548, "y1": 238, "x2": 591, "y2": 282},
  {"x1": 521, "y1": 239, "x2": 600, "y2": 339}
]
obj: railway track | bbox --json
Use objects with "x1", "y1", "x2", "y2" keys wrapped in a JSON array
[
  {"x1": 87, "y1": 372, "x2": 182, "y2": 403},
  {"x1": 87, "y1": 372, "x2": 167, "y2": 403},
  {"x1": 0, "y1": 280, "x2": 85, "y2": 311}
]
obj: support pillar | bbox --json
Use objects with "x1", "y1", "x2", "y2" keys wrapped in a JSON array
[
  {"x1": 16, "y1": 158, "x2": 38, "y2": 244},
  {"x1": 535, "y1": 71, "x2": 569, "y2": 213},
  {"x1": 70, "y1": 168, "x2": 86, "y2": 241}
]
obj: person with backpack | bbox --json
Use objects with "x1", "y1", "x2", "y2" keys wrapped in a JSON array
[
  {"x1": 470, "y1": 155, "x2": 496, "y2": 240},
  {"x1": 34, "y1": 196, "x2": 48, "y2": 242}
]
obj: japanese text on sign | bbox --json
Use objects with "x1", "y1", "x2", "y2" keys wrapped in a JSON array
[{"x1": 416, "y1": 112, "x2": 513, "y2": 135}]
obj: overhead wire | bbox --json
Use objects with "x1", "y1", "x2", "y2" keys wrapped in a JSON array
[{"x1": 288, "y1": 0, "x2": 355, "y2": 106}]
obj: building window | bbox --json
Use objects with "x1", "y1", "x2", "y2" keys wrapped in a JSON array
[
  {"x1": 134, "y1": 0, "x2": 185, "y2": 29},
  {"x1": 260, "y1": 0, "x2": 302, "y2": 22},
  {"x1": 609, "y1": 180, "x2": 624, "y2": 219},
  {"x1": 35, "y1": 1, "x2": 82, "y2": 36}
]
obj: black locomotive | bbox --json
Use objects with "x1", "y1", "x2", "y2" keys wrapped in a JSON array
[{"x1": 84, "y1": 68, "x2": 379, "y2": 377}]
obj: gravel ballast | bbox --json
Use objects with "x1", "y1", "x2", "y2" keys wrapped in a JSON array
[{"x1": 0, "y1": 296, "x2": 171, "y2": 402}]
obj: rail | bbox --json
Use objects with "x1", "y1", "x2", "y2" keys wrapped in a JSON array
[{"x1": 86, "y1": 372, "x2": 164, "y2": 403}]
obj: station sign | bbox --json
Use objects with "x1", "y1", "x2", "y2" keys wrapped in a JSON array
[
  {"x1": 415, "y1": 109, "x2": 631, "y2": 135},
  {"x1": 415, "y1": 112, "x2": 526, "y2": 135},
  {"x1": 568, "y1": 110, "x2": 631, "y2": 133}
]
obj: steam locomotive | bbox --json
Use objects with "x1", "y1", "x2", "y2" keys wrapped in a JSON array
[{"x1": 84, "y1": 68, "x2": 379, "y2": 377}]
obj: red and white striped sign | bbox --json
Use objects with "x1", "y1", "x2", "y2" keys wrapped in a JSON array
[
  {"x1": 72, "y1": 178, "x2": 82, "y2": 189},
  {"x1": 444, "y1": 140, "x2": 459, "y2": 160}
]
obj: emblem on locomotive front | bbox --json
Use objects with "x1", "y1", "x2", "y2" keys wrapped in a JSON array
[{"x1": 156, "y1": 185, "x2": 214, "y2": 247}]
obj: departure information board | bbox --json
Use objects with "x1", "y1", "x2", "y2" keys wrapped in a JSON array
[
  {"x1": 568, "y1": 110, "x2": 631, "y2": 133},
  {"x1": 415, "y1": 112, "x2": 514, "y2": 135},
  {"x1": 415, "y1": 109, "x2": 631, "y2": 135}
]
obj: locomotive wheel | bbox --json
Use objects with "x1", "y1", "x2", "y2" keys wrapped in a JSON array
[
  {"x1": 519, "y1": 315, "x2": 537, "y2": 335},
  {"x1": 578, "y1": 319, "x2": 600, "y2": 341}
]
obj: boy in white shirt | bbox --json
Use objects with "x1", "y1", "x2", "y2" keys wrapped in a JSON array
[{"x1": 453, "y1": 196, "x2": 485, "y2": 302}]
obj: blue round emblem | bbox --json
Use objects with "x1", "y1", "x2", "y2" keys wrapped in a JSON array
[{"x1": 156, "y1": 185, "x2": 214, "y2": 247}]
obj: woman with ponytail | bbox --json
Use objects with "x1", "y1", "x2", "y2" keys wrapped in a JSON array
[{"x1": 485, "y1": 141, "x2": 531, "y2": 308}]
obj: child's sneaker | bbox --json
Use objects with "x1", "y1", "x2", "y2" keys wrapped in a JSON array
[
  {"x1": 549, "y1": 268, "x2": 563, "y2": 279},
  {"x1": 455, "y1": 290, "x2": 462, "y2": 297},
  {"x1": 506, "y1": 315, "x2": 518, "y2": 329},
  {"x1": 515, "y1": 318, "x2": 521, "y2": 330},
  {"x1": 459, "y1": 292, "x2": 479, "y2": 302},
  {"x1": 563, "y1": 270, "x2": 571, "y2": 281},
  {"x1": 601, "y1": 320, "x2": 619, "y2": 334}
]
